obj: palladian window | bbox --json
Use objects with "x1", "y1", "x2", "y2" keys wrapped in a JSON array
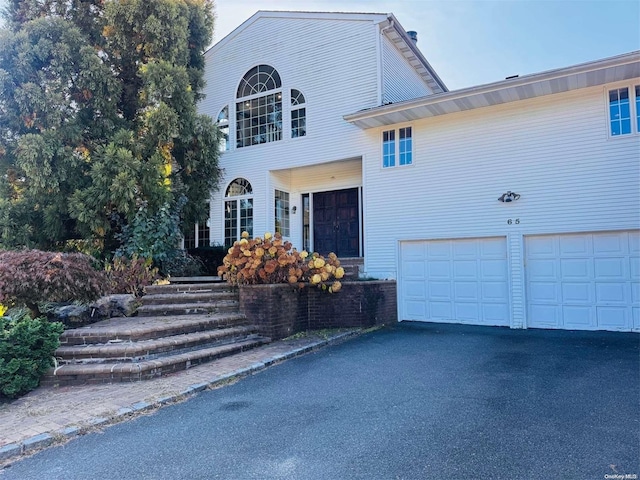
[{"x1": 236, "y1": 65, "x2": 282, "y2": 148}]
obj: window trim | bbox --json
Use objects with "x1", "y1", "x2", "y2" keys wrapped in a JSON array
[
  {"x1": 382, "y1": 125, "x2": 413, "y2": 169},
  {"x1": 224, "y1": 178, "x2": 253, "y2": 246},
  {"x1": 274, "y1": 189, "x2": 290, "y2": 237},
  {"x1": 290, "y1": 88, "x2": 307, "y2": 139},
  {"x1": 606, "y1": 82, "x2": 640, "y2": 139},
  {"x1": 217, "y1": 105, "x2": 229, "y2": 152}
]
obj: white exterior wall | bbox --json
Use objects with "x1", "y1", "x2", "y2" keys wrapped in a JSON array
[
  {"x1": 199, "y1": 15, "x2": 379, "y2": 246},
  {"x1": 381, "y1": 35, "x2": 433, "y2": 103},
  {"x1": 363, "y1": 82, "x2": 640, "y2": 280}
]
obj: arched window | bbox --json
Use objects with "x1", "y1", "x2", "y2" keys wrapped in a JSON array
[
  {"x1": 236, "y1": 65, "x2": 283, "y2": 148},
  {"x1": 291, "y1": 89, "x2": 306, "y2": 138},
  {"x1": 217, "y1": 106, "x2": 229, "y2": 152},
  {"x1": 224, "y1": 178, "x2": 253, "y2": 246}
]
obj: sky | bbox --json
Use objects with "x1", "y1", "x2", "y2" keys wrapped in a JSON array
[
  {"x1": 0, "y1": 0, "x2": 637, "y2": 91},
  {"x1": 212, "y1": 0, "x2": 640, "y2": 91}
]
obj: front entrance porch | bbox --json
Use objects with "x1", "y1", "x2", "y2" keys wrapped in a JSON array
[{"x1": 270, "y1": 157, "x2": 363, "y2": 258}]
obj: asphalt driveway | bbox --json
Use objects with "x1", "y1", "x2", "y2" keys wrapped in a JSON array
[{"x1": 2, "y1": 322, "x2": 638, "y2": 479}]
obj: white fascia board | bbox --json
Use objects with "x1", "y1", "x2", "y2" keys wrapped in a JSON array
[{"x1": 344, "y1": 50, "x2": 640, "y2": 128}]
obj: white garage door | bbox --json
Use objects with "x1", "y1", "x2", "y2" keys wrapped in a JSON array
[
  {"x1": 400, "y1": 237, "x2": 510, "y2": 326},
  {"x1": 526, "y1": 231, "x2": 639, "y2": 331}
]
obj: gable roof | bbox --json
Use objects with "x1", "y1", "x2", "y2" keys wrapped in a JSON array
[
  {"x1": 345, "y1": 50, "x2": 640, "y2": 129},
  {"x1": 378, "y1": 14, "x2": 447, "y2": 94},
  {"x1": 206, "y1": 10, "x2": 447, "y2": 93}
]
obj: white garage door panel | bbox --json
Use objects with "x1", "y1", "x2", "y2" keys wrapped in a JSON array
[
  {"x1": 526, "y1": 231, "x2": 639, "y2": 332},
  {"x1": 400, "y1": 237, "x2": 510, "y2": 326}
]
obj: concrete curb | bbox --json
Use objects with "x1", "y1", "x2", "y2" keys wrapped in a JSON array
[{"x1": 1, "y1": 329, "x2": 365, "y2": 465}]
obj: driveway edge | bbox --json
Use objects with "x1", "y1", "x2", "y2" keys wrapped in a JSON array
[{"x1": 0, "y1": 328, "x2": 367, "y2": 465}]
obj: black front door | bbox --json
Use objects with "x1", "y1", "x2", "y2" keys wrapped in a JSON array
[{"x1": 313, "y1": 188, "x2": 359, "y2": 257}]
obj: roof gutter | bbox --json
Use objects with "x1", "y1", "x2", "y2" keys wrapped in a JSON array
[{"x1": 344, "y1": 50, "x2": 640, "y2": 124}]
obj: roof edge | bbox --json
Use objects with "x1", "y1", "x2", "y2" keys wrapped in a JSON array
[
  {"x1": 386, "y1": 13, "x2": 449, "y2": 93},
  {"x1": 344, "y1": 50, "x2": 640, "y2": 124},
  {"x1": 206, "y1": 10, "x2": 390, "y2": 56}
]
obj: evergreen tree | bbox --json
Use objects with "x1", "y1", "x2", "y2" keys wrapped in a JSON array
[{"x1": 0, "y1": 0, "x2": 221, "y2": 256}]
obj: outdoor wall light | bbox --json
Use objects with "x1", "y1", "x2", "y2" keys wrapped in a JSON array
[
  {"x1": 498, "y1": 191, "x2": 521, "y2": 203},
  {"x1": 292, "y1": 206, "x2": 297, "y2": 214}
]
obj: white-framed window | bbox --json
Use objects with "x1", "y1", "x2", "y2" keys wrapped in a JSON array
[
  {"x1": 183, "y1": 221, "x2": 210, "y2": 249},
  {"x1": 382, "y1": 126, "x2": 412, "y2": 168},
  {"x1": 183, "y1": 200, "x2": 211, "y2": 249},
  {"x1": 274, "y1": 189, "x2": 290, "y2": 237},
  {"x1": 231, "y1": 65, "x2": 308, "y2": 148},
  {"x1": 291, "y1": 89, "x2": 306, "y2": 138},
  {"x1": 217, "y1": 106, "x2": 229, "y2": 152},
  {"x1": 224, "y1": 178, "x2": 253, "y2": 247},
  {"x1": 608, "y1": 84, "x2": 640, "y2": 137},
  {"x1": 236, "y1": 65, "x2": 282, "y2": 148}
]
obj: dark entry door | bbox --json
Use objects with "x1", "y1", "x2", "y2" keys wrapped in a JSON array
[{"x1": 313, "y1": 188, "x2": 359, "y2": 257}]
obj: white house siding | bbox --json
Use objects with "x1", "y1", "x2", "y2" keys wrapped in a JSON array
[
  {"x1": 364, "y1": 84, "x2": 640, "y2": 275},
  {"x1": 362, "y1": 82, "x2": 640, "y2": 329},
  {"x1": 199, "y1": 15, "x2": 379, "y2": 247},
  {"x1": 381, "y1": 34, "x2": 433, "y2": 103}
]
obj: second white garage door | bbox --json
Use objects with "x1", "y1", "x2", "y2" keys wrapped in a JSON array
[
  {"x1": 525, "y1": 231, "x2": 639, "y2": 331},
  {"x1": 400, "y1": 237, "x2": 510, "y2": 326}
]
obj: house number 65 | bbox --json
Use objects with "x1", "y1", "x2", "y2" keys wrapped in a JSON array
[{"x1": 507, "y1": 218, "x2": 520, "y2": 225}]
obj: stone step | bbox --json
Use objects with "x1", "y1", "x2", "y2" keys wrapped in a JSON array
[
  {"x1": 145, "y1": 282, "x2": 235, "y2": 295},
  {"x1": 59, "y1": 313, "x2": 249, "y2": 345},
  {"x1": 136, "y1": 300, "x2": 239, "y2": 317},
  {"x1": 55, "y1": 326, "x2": 260, "y2": 363},
  {"x1": 43, "y1": 337, "x2": 270, "y2": 386},
  {"x1": 140, "y1": 291, "x2": 237, "y2": 306}
]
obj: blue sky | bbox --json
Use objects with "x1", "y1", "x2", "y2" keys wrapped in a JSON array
[
  {"x1": 0, "y1": 0, "x2": 637, "y2": 91},
  {"x1": 213, "y1": 0, "x2": 640, "y2": 90}
]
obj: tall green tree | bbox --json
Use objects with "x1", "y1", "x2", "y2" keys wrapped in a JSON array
[{"x1": 0, "y1": 0, "x2": 221, "y2": 256}]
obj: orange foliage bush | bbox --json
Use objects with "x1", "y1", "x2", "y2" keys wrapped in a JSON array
[{"x1": 217, "y1": 232, "x2": 344, "y2": 292}]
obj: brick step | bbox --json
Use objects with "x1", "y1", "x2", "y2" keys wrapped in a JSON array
[
  {"x1": 140, "y1": 291, "x2": 237, "y2": 306},
  {"x1": 145, "y1": 283, "x2": 235, "y2": 295},
  {"x1": 338, "y1": 258, "x2": 363, "y2": 279},
  {"x1": 55, "y1": 326, "x2": 260, "y2": 363},
  {"x1": 59, "y1": 313, "x2": 249, "y2": 345},
  {"x1": 167, "y1": 276, "x2": 223, "y2": 284},
  {"x1": 43, "y1": 337, "x2": 270, "y2": 386},
  {"x1": 136, "y1": 300, "x2": 239, "y2": 317}
]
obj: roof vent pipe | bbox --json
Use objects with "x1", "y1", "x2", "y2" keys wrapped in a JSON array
[{"x1": 407, "y1": 30, "x2": 418, "y2": 44}]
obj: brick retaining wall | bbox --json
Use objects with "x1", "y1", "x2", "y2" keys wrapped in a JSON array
[{"x1": 238, "y1": 281, "x2": 397, "y2": 340}]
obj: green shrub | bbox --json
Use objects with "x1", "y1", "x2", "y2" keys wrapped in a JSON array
[
  {"x1": 116, "y1": 201, "x2": 183, "y2": 266},
  {"x1": 0, "y1": 312, "x2": 64, "y2": 399},
  {"x1": 0, "y1": 249, "x2": 108, "y2": 318},
  {"x1": 106, "y1": 255, "x2": 161, "y2": 297}
]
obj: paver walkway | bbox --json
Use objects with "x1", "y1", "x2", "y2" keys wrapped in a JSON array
[{"x1": 0, "y1": 329, "x2": 362, "y2": 463}]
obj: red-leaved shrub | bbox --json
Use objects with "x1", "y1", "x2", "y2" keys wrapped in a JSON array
[{"x1": 0, "y1": 250, "x2": 108, "y2": 318}]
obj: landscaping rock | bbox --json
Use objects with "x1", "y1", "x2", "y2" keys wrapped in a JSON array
[
  {"x1": 50, "y1": 294, "x2": 138, "y2": 327},
  {"x1": 90, "y1": 294, "x2": 137, "y2": 318},
  {"x1": 54, "y1": 304, "x2": 90, "y2": 326}
]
